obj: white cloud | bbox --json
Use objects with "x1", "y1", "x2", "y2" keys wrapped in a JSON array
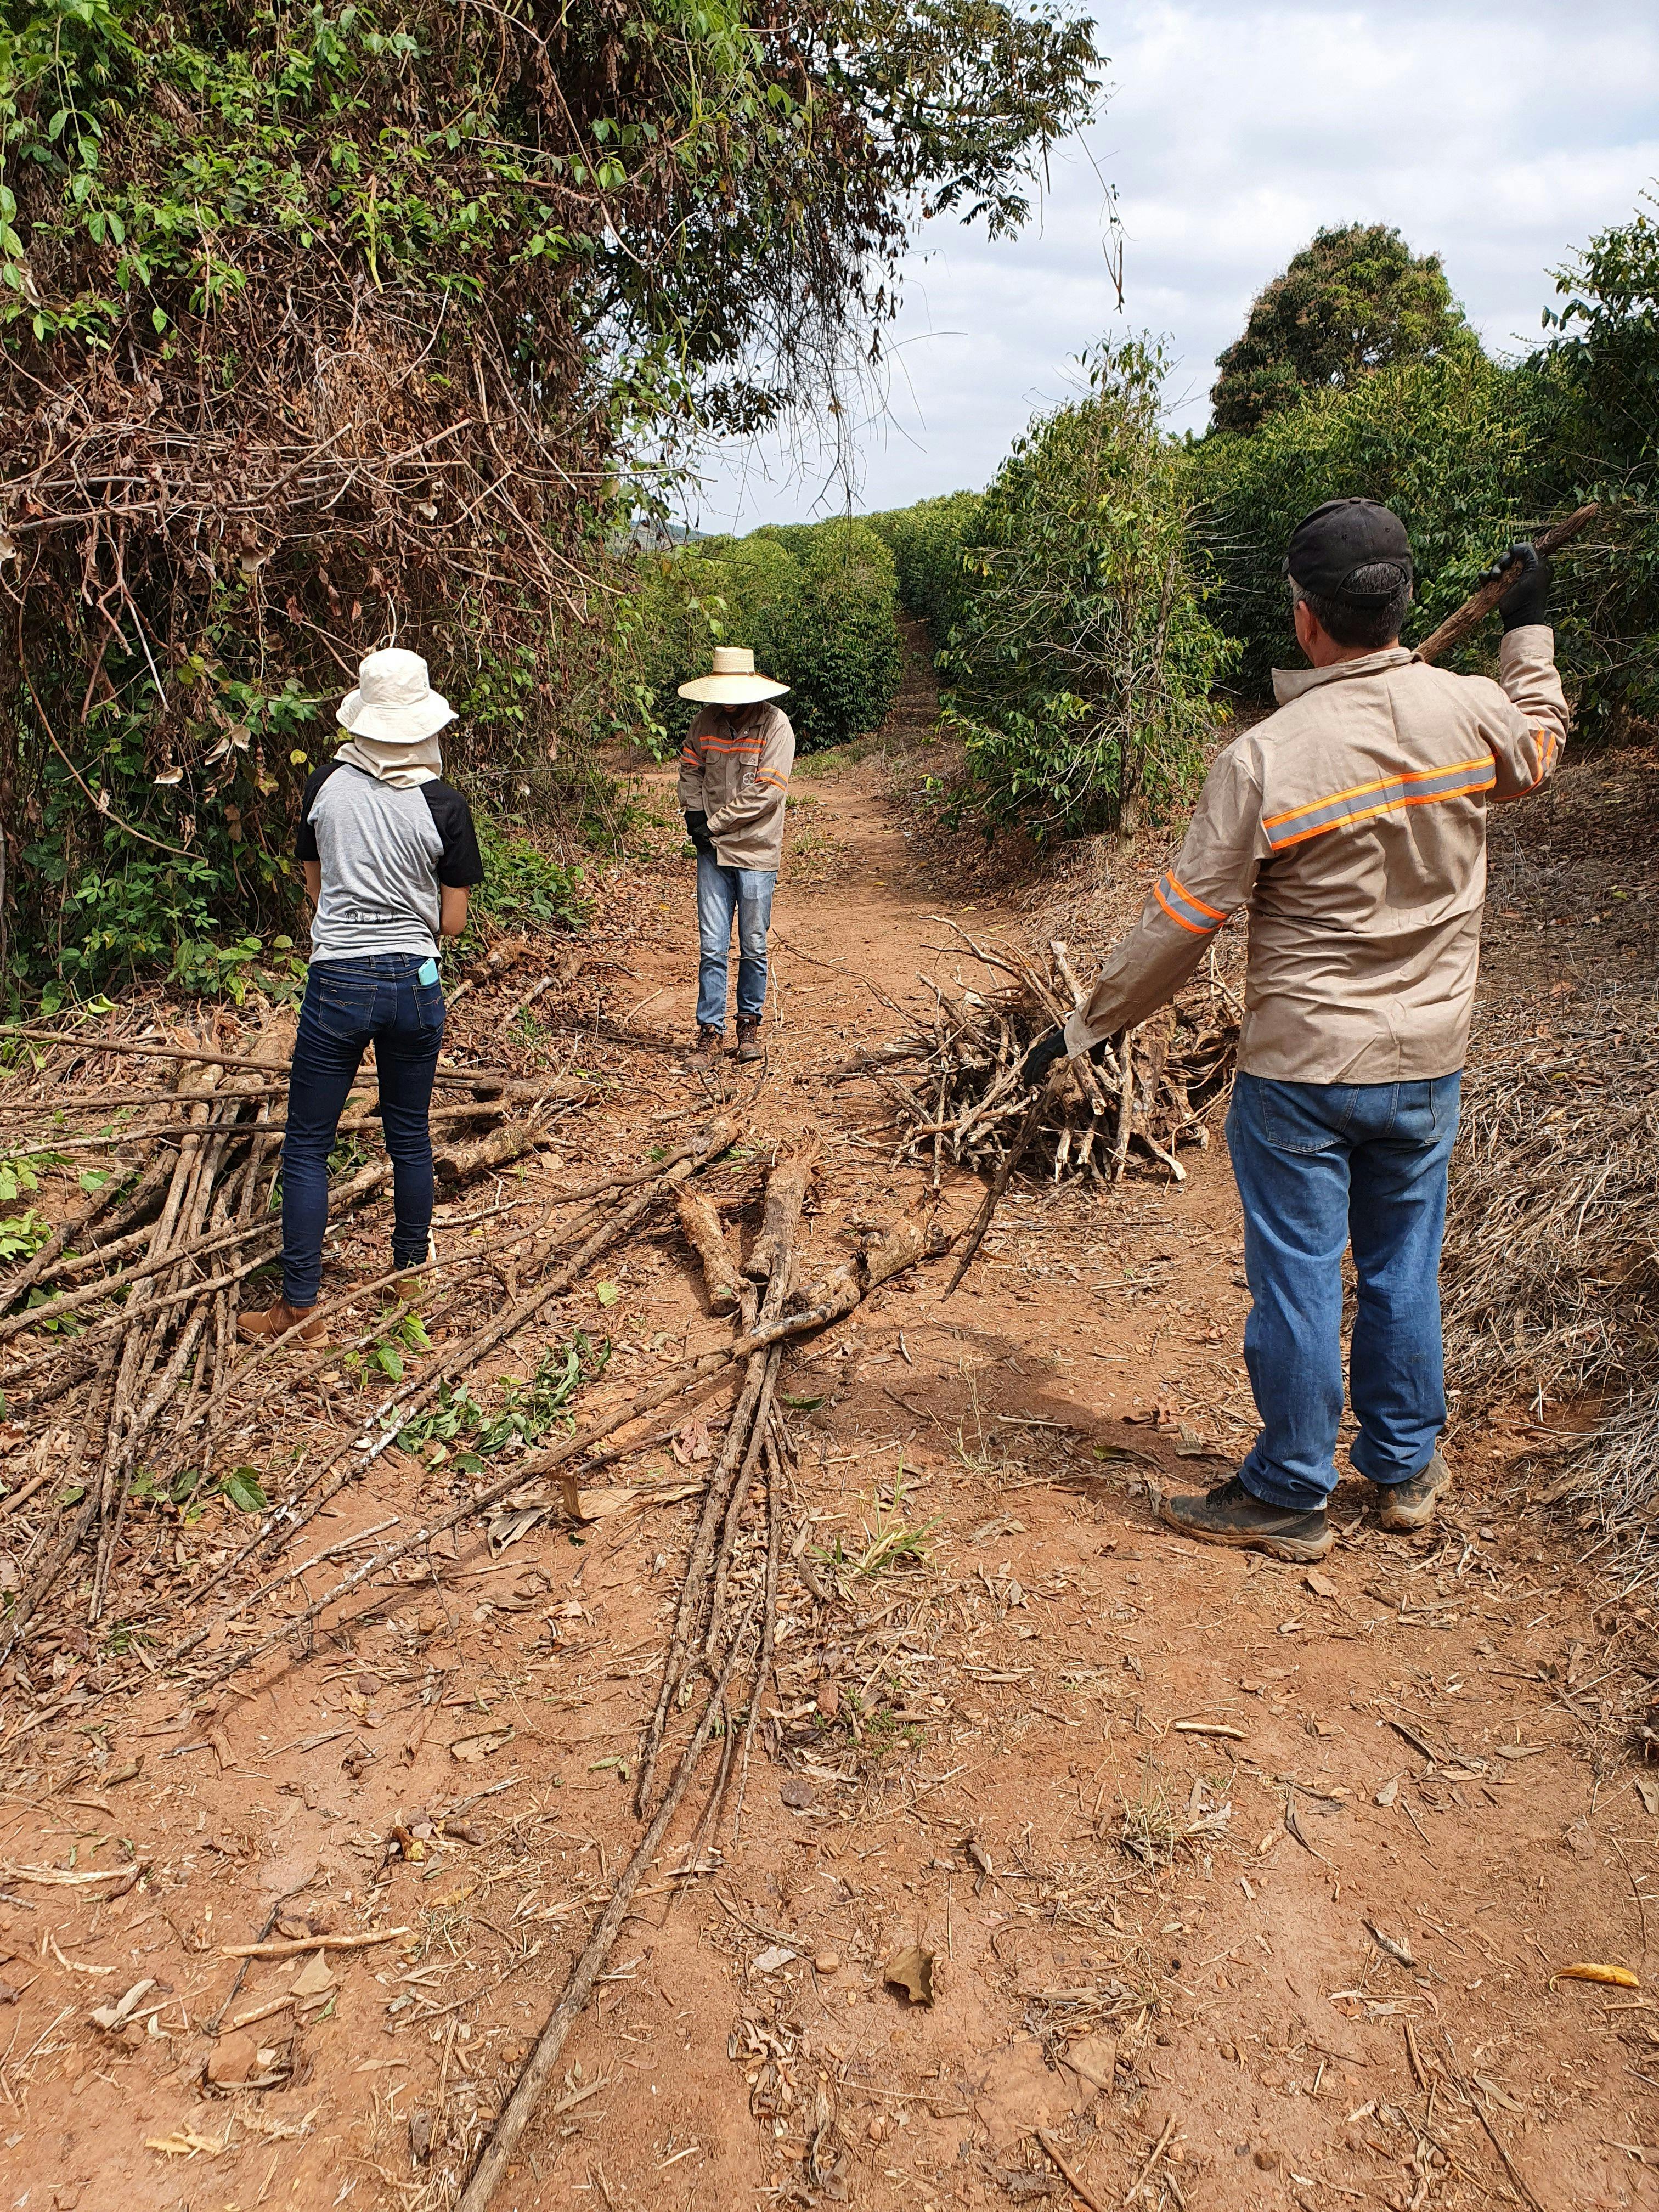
[{"x1": 687, "y1": 0, "x2": 1658, "y2": 529}]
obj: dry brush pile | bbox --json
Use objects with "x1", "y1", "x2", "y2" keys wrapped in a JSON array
[
  {"x1": 840, "y1": 924, "x2": 1239, "y2": 1191},
  {"x1": 1442, "y1": 1018, "x2": 1659, "y2": 1584}
]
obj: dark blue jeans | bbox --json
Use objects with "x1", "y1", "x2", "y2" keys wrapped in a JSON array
[
  {"x1": 1225, "y1": 1071, "x2": 1462, "y2": 1513},
  {"x1": 281, "y1": 955, "x2": 445, "y2": 1305}
]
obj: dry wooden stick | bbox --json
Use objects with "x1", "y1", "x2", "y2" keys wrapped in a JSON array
[
  {"x1": 453, "y1": 1596, "x2": 759, "y2": 2212},
  {"x1": 170, "y1": 1122, "x2": 739, "y2": 1661},
  {"x1": 1036, "y1": 2127, "x2": 1111, "y2": 2212},
  {"x1": 733, "y1": 1418, "x2": 788, "y2": 1844},
  {"x1": 1415, "y1": 501, "x2": 1599, "y2": 664},
  {"x1": 676, "y1": 1188, "x2": 742, "y2": 1312},
  {"x1": 634, "y1": 1154, "x2": 808, "y2": 1814}
]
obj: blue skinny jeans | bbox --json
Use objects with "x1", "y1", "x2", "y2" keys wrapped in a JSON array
[
  {"x1": 280, "y1": 954, "x2": 445, "y2": 1305},
  {"x1": 696, "y1": 855, "x2": 775, "y2": 1030},
  {"x1": 1225, "y1": 1071, "x2": 1462, "y2": 1513}
]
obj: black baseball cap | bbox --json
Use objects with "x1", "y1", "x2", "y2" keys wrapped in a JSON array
[{"x1": 1283, "y1": 498, "x2": 1412, "y2": 603}]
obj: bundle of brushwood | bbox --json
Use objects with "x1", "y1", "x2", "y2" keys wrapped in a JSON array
[
  {"x1": 0, "y1": 1020, "x2": 587, "y2": 1676},
  {"x1": 842, "y1": 928, "x2": 1238, "y2": 1188},
  {"x1": 1441, "y1": 1020, "x2": 1659, "y2": 1578}
]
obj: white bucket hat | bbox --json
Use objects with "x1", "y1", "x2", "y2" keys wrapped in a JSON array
[
  {"x1": 337, "y1": 647, "x2": 456, "y2": 744},
  {"x1": 677, "y1": 645, "x2": 789, "y2": 706}
]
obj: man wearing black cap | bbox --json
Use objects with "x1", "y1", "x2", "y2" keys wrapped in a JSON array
[{"x1": 1023, "y1": 499, "x2": 1567, "y2": 1561}]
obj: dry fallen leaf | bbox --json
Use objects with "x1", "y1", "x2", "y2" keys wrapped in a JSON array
[
  {"x1": 1635, "y1": 1775, "x2": 1659, "y2": 1816},
  {"x1": 1553, "y1": 1962, "x2": 1640, "y2": 1989},
  {"x1": 450, "y1": 1728, "x2": 514, "y2": 1763},
  {"x1": 1305, "y1": 1569, "x2": 1340, "y2": 1600},
  {"x1": 752, "y1": 1945, "x2": 797, "y2": 1976},
  {"x1": 90, "y1": 1977, "x2": 154, "y2": 2033},
  {"x1": 290, "y1": 1953, "x2": 337, "y2": 2000},
  {"x1": 672, "y1": 1418, "x2": 713, "y2": 1467},
  {"x1": 884, "y1": 1944, "x2": 935, "y2": 2006}
]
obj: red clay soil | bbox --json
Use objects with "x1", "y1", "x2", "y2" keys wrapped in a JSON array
[{"x1": 1, "y1": 678, "x2": 1655, "y2": 2212}]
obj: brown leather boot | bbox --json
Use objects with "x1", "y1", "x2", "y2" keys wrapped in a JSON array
[
  {"x1": 694, "y1": 1025, "x2": 725, "y2": 1058},
  {"x1": 735, "y1": 1015, "x2": 764, "y2": 1064},
  {"x1": 238, "y1": 1298, "x2": 328, "y2": 1349}
]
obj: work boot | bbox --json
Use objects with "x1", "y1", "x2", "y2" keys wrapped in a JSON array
[
  {"x1": 694, "y1": 1025, "x2": 724, "y2": 1059},
  {"x1": 735, "y1": 1015, "x2": 764, "y2": 1064},
  {"x1": 1160, "y1": 1474, "x2": 1333, "y2": 1562},
  {"x1": 1374, "y1": 1451, "x2": 1451, "y2": 1533},
  {"x1": 238, "y1": 1297, "x2": 328, "y2": 1350}
]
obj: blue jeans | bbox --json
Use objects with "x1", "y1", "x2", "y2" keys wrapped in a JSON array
[
  {"x1": 281, "y1": 955, "x2": 446, "y2": 1305},
  {"x1": 696, "y1": 855, "x2": 775, "y2": 1030},
  {"x1": 1224, "y1": 1071, "x2": 1462, "y2": 1513}
]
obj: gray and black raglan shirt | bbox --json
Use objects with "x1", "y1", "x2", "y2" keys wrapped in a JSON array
[{"x1": 296, "y1": 761, "x2": 484, "y2": 963}]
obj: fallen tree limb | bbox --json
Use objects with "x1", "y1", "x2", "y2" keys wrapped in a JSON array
[{"x1": 453, "y1": 1595, "x2": 760, "y2": 2212}]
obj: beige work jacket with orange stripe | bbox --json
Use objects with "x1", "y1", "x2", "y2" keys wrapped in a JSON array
[
  {"x1": 1063, "y1": 627, "x2": 1568, "y2": 1085},
  {"x1": 677, "y1": 702, "x2": 794, "y2": 872}
]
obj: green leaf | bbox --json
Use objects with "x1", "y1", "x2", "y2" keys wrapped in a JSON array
[
  {"x1": 782, "y1": 1393, "x2": 825, "y2": 1411},
  {"x1": 595, "y1": 1282, "x2": 619, "y2": 1307},
  {"x1": 221, "y1": 1467, "x2": 268, "y2": 1513},
  {"x1": 374, "y1": 1344, "x2": 405, "y2": 1379}
]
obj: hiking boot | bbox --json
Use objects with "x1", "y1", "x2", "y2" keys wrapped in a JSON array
[
  {"x1": 736, "y1": 1015, "x2": 764, "y2": 1064},
  {"x1": 694, "y1": 1025, "x2": 725, "y2": 1059},
  {"x1": 238, "y1": 1298, "x2": 328, "y2": 1350},
  {"x1": 1160, "y1": 1474, "x2": 1333, "y2": 1562},
  {"x1": 1374, "y1": 1451, "x2": 1451, "y2": 1533}
]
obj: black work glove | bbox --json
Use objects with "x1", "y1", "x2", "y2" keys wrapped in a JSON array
[
  {"x1": 1019, "y1": 1028, "x2": 1069, "y2": 1090},
  {"x1": 1480, "y1": 541, "x2": 1551, "y2": 631},
  {"x1": 684, "y1": 808, "x2": 715, "y2": 857}
]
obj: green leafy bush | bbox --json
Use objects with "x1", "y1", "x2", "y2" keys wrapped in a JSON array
[
  {"x1": 939, "y1": 340, "x2": 1237, "y2": 838},
  {"x1": 470, "y1": 824, "x2": 590, "y2": 935},
  {"x1": 627, "y1": 518, "x2": 904, "y2": 754},
  {"x1": 1535, "y1": 195, "x2": 1659, "y2": 728},
  {"x1": 1189, "y1": 349, "x2": 1544, "y2": 694},
  {"x1": 866, "y1": 492, "x2": 985, "y2": 635}
]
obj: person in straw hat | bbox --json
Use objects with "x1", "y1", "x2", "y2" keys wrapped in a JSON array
[
  {"x1": 677, "y1": 645, "x2": 796, "y2": 1061},
  {"x1": 239, "y1": 647, "x2": 485, "y2": 1348}
]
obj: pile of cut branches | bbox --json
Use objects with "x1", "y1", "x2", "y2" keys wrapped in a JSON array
[
  {"x1": 0, "y1": 1018, "x2": 584, "y2": 1667},
  {"x1": 844, "y1": 928, "x2": 1238, "y2": 1188}
]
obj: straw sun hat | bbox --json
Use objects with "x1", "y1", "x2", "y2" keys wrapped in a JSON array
[
  {"x1": 337, "y1": 647, "x2": 457, "y2": 744},
  {"x1": 677, "y1": 645, "x2": 789, "y2": 707}
]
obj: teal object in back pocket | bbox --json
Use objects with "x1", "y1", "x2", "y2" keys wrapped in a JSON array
[{"x1": 417, "y1": 958, "x2": 439, "y2": 987}]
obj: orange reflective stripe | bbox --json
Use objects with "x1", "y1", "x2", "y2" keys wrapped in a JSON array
[
  {"x1": 1267, "y1": 775, "x2": 1497, "y2": 850},
  {"x1": 1153, "y1": 878, "x2": 1212, "y2": 936},
  {"x1": 1165, "y1": 868, "x2": 1226, "y2": 923},
  {"x1": 1262, "y1": 754, "x2": 1496, "y2": 832}
]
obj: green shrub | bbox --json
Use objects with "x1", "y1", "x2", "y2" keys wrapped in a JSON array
[
  {"x1": 866, "y1": 492, "x2": 985, "y2": 635},
  {"x1": 470, "y1": 824, "x2": 590, "y2": 935},
  {"x1": 940, "y1": 340, "x2": 1236, "y2": 839},
  {"x1": 1188, "y1": 350, "x2": 1547, "y2": 695},
  {"x1": 778, "y1": 521, "x2": 905, "y2": 749},
  {"x1": 1535, "y1": 195, "x2": 1659, "y2": 729},
  {"x1": 625, "y1": 517, "x2": 903, "y2": 754}
]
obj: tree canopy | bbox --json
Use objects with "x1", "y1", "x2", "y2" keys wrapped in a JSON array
[
  {"x1": 0, "y1": 0, "x2": 1101, "y2": 996},
  {"x1": 1209, "y1": 222, "x2": 1476, "y2": 434}
]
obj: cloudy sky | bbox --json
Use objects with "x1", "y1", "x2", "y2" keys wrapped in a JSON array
[{"x1": 691, "y1": 0, "x2": 1659, "y2": 531}]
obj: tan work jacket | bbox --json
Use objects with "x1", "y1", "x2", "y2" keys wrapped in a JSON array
[
  {"x1": 1064, "y1": 628, "x2": 1569, "y2": 1084},
  {"x1": 678, "y1": 703, "x2": 795, "y2": 873}
]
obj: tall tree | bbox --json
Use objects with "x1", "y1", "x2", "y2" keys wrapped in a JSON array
[{"x1": 1210, "y1": 223, "x2": 1476, "y2": 435}]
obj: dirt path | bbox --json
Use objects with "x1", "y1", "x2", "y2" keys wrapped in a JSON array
[{"x1": 2, "y1": 673, "x2": 1656, "y2": 2212}]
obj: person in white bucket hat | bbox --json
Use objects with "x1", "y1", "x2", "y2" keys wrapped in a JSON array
[
  {"x1": 240, "y1": 647, "x2": 485, "y2": 1348},
  {"x1": 676, "y1": 646, "x2": 795, "y2": 1061}
]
